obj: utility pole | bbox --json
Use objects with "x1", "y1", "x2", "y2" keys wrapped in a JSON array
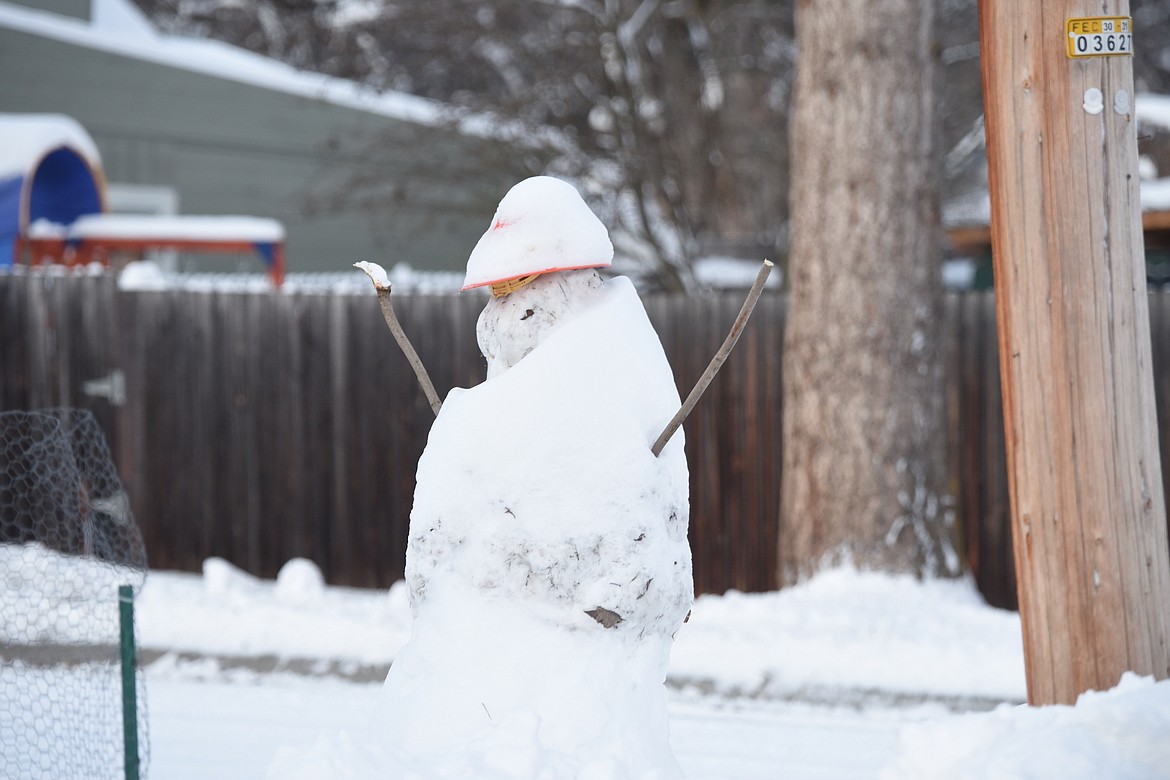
[{"x1": 979, "y1": 1, "x2": 1170, "y2": 705}]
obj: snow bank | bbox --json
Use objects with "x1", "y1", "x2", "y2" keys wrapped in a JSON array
[
  {"x1": 137, "y1": 558, "x2": 410, "y2": 667},
  {"x1": 0, "y1": 542, "x2": 141, "y2": 645},
  {"x1": 133, "y1": 560, "x2": 1030, "y2": 705},
  {"x1": 671, "y1": 567, "x2": 1027, "y2": 703},
  {"x1": 887, "y1": 674, "x2": 1170, "y2": 779},
  {"x1": 134, "y1": 554, "x2": 1034, "y2": 706}
]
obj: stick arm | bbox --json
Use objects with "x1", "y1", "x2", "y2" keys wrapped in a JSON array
[
  {"x1": 354, "y1": 262, "x2": 443, "y2": 416},
  {"x1": 651, "y1": 259, "x2": 774, "y2": 457}
]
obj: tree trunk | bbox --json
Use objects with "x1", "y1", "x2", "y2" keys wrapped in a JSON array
[{"x1": 778, "y1": 0, "x2": 960, "y2": 584}]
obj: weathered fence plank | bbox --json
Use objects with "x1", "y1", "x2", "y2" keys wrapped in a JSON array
[{"x1": 3, "y1": 272, "x2": 1168, "y2": 605}]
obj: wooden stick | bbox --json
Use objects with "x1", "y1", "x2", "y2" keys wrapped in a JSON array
[
  {"x1": 652, "y1": 259, "x2": 773, "y2": 457},
  {"x1": 354, "y1": 262, "x2": 442, "y2": 416}
]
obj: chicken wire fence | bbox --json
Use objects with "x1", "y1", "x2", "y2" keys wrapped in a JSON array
[{"x1": 1, "y1": 409, "x2": 149, "y2": 779}]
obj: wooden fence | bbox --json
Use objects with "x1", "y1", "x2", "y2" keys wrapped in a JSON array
[{"x1": 3, "y1": 272, "x2": 1170, "y2": 608}]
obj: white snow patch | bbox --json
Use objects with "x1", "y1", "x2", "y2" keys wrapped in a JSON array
[
  {"x1": 942, "y1": 258, "x2": 978, "y2": 289},
  {"x1": 1140, "y1": 155, "x2": 1159, "y2": 181},
  {"x1": 6, "y1": 545, "x2": 1164, "y2": 778},
  {"x1": 694, "y1": 256, "x2": 782, "y2": 289},
  {"x1": 352, "y1": 260, "x2": 389, "y2": 288},
  {"x1": 671, "y1": 567, "x2": 1027, "y2": 703},
  {"x1": 117, "y1": 260, "x2": 172, "y2": 291},
  {"x1": 887, "y1": 674, "x2": 1170, "y2": 780},
  {"x1": 1142, "y1": 178, "x2": 1170, "y2": 211},
  {"x1": 274, "y1": 558, "x2": 326, "y2": 607},
  {"x1": 0, "y1": 113, "x2": 101, "y2": 179},
  {"x1": 328, "y1": 0, "x2": 385, "y2": 28},
  {"x1": 1137, "y1": 92, "x2": 1170, "y2": 131},
  {"x1": 112, "y1": 261, "x2": 466, "y2": 294},
  {"x1": 29, "y1": 213, "x2": 285, "y2": 242},
  {"x1": 136, "y1": 558, "x2": 411, "y2": 666}
]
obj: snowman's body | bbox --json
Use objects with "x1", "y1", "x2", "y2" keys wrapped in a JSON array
[{"x1": 371, "y1": 178, "x2": 693, "y2": 779}]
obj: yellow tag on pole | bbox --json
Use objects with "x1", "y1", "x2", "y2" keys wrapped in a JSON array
[{"x1": 1066, "y1": 17, "x2": 1133, "y2": 58}]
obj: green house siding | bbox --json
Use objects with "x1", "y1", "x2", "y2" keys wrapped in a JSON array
[{"x1": 0, "y1": 25, "x2": 535, "y2": 273}]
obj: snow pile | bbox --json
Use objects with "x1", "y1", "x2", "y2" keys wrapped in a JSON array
[
  {"x1": 274, "y1": 558, "x2": 327, "y2": 607},
  {"x1": 133, "y1": 559, "x2": 1032, "y2": 705},
  {"x1": 887, "y1": 674, "x2": 1170, "y2": 779},
  {"x1": 138, "y1": 558, "x2": 411, "y2": 667},
  {"x1": 117, "y1": 260, "x2": 173, "y2": 291},
  {"x1": 0, "y1": 542, "x2": 140, "y2": 645},
  {"x1": 671, "y1": 567, "x2": 1026, "y2": 703}
]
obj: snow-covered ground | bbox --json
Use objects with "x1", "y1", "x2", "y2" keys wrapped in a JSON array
[
  {"x1": 4, "y1": 548, "x2": 1168, "y2": 778},
  {"x1": 119, "y1": 558, "x2": 1170, "y2": 779}
]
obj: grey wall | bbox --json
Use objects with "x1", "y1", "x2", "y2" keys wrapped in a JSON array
[
  {"x1": 0, "y1": 25, "x2": 540, "y2": 273},
  {"x1": 8, "y1": 0, "x2": 89, "y2": 21}
]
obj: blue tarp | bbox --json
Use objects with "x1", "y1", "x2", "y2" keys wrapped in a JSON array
[
  {"x1": 0, "y1": 175, "x2": 23, "y2": 267},
  {"x1": 0, "y1": 146, "x2": 103, "y2": 267}
]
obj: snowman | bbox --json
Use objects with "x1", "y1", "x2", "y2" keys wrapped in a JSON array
[{"x1": 369, "y1": 176, "x2": 694, "y2": 779}]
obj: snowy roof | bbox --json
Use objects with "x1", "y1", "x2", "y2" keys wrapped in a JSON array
[
  {"x1": 0, "y1": 0, "x2": 517, "y2": 138},
  {"x1": 0, "y1": 113, "x2": 101, "y2": 180},
  {"x1": 30, "y1": 213, "x2": 287, "y2": 243}
]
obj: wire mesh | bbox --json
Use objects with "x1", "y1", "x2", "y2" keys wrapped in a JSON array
[{"x1": 1, "y1": 409, "x2": 149, "y2": 779}]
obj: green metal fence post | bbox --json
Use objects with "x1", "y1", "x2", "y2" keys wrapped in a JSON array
[{"x1": 118, "y1": 584, "x2": 140, "y2": 780}]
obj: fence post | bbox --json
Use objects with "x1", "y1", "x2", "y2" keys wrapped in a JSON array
[
  {"x1": 119, "y1": 584, "x2": 140, "y2": 780},
  {"x1": 978, "y1": 0, "x2": 1170, "y2": 704}
]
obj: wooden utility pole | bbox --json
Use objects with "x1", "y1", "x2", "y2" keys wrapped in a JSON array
[{"x1": 979, "y1": 1, "x2": 1170, "y2": 705}]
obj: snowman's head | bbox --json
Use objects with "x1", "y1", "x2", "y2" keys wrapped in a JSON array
[
  {"x1": 476, "y1": 268, "x2": 604, "y2": 379},
  {"x1": 461, "y1": 176, "x2": 613, "y2": 296}
]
